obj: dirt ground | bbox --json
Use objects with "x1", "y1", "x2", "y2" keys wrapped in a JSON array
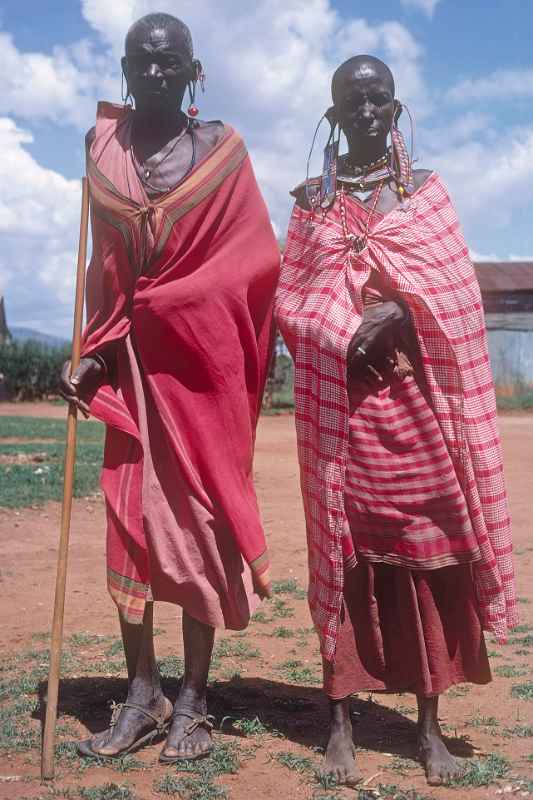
[{"x1": 0, "y1": 404, "x2": 531, "y2": 800}]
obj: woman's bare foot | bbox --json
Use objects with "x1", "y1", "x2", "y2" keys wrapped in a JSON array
[
  {"x1": 319, "y1": 697, "x2": 361, "y2": 787},
  {"x1": 417, "y1": 694, "x2": 463, "y2": 786}
]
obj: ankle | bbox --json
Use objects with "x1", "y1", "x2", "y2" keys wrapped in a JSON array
[
  {"x1": 127, "y1": 677, "x2": 163, "y2": 707},
  {"x1": 177, "y1": 684, "x2": 207, "y2": 711}
]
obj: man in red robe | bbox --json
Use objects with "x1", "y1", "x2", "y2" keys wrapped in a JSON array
[{"x1": 60, "y1": 13, "x2": 279, "y2": 762}]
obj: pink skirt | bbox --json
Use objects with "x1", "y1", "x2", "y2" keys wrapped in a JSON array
[{"x1": 323, "y1": 562, "x2": 491, "y2": 699}]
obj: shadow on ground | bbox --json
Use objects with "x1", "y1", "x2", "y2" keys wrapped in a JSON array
[{"x1": 36, "y1": 675, "x2": 474, "y2": 763}]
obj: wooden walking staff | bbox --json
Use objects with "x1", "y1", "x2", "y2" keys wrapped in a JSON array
[{"x1": 41, "y1": 177, "x2": 90, "y2": 780}]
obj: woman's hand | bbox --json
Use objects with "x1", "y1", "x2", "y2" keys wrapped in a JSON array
[
  {"x1": 347, "y1": 300, "x2": 409, "y2": 384},
  {"x1": 59, "y1": 357, "x2": 106, "y2": 417}
]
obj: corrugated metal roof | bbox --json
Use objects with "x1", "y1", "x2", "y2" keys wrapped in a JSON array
[{"x1": 474, "y1": 262, "x2": 533, "y2": 292}]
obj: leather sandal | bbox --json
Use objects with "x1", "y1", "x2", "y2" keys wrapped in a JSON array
[
  {"x1": 159, "y1": 709, "x2": 215, "y2": 763},
  {"x1": 77, "y1": 698, "x2": 173, "y2": 759}
]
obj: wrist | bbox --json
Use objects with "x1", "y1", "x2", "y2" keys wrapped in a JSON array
[{"x1": 92, "y1": 353, "x2": 108, "y2": 376}]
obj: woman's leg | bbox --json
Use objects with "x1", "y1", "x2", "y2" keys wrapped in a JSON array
[
  {"x1": 83, "y1": 602, "x2": 171, "y2": 756},
  {"x1": 161, "y1": 609, "x2": 215, "y2": 758},
  {"x1": 417, "y1": 694, "x2": 463, "y2": 785},
  {"x1": 320, "y1": 697, "x2": 360, "y2": 786}
]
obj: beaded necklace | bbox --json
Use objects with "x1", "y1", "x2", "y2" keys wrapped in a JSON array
[
  {"x1": 337, "y1": 149, "x2": 392, "y2": 193},
  {"x1": 339, "y1": 181, "x2": 384, "y2": 256}
]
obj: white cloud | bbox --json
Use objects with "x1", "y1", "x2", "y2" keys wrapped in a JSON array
[
  {"x1": 446, "y1": 68, "x2": 533, "y2": 104},
  {"x1": 469, "y1": 249, "x2": 499, "y2": 262},
  {"x1": 0, "y1": 118, "x2": 81, "y2": 335},
  {"x1": 400, "y1": 0, "x2": 441, "y2": 18}
]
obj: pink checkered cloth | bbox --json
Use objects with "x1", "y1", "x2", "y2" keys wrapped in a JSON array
[{"x1": 276, "y1": 173, "x2": 518, "y2": 661}]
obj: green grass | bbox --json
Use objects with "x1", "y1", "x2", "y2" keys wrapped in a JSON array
[
  {"x1": 506, "y1": 724, "x2": 533, "y2": 737},
  {"x1": 212, "y1": 639, "x2": 260, "y2": 660},
  {"x1": 494, "y1": 664, "x2": 529, "y2": 678},
  {"x1": 277, "y1": 659, "x2": 321, "y2": 685},
  {"x1": 157, "y1": 654, "x2": 184, "y2": 678},
  {"x1": 511, "y1": 681, "x2": 533, "y2": 700},
  {"x1": 0, "y1": 416, "x2": 104, "y2": 507},
  {"x1": 271, "y1": 626, "x2": 295, "y2": 639},
  {"x1": 447, "y1": 753, "x2": 510, "y2": 787},
  {"x1": 270, "y1": 598, "x2": 295, "y2": 619},
  {"x1": 78, "y1": 785, "x2": 135, "y2": 800},
  {"x1": 369, "y1": 785, "x2": 434, "y2": 800},
  {"x1": 271, "y1": 578, "x2": 306, "y2": 599},
  {"x1": 468, "y1": 714, "x2": 500, "y2": 728},
  {"x1": 274, "y1": 750, "x2": 314, "y2": 774}
]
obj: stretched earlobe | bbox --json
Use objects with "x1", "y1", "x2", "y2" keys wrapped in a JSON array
[
  {"x1": 393, "y1": 100, "x2": 403, "y2": 124},
  {"x1": 324, "y1": 106, "x2": 337, "y2": 127}
]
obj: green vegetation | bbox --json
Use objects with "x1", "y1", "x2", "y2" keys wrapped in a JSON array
[
  {"x1": 274, "y1": 750, "x2": 314, "y2": 774},
  {"x1": 78, "y1": 785, "x2": 135, "y2": 800},
  {"x1": 0, "y1": 339, "x2": 70, "y2": 401},
  {"x1": 511, "y1": 681, "x2": 533, "y2": 700},
  {"x1": 447, "y1": 753, "x2": 510, "y2": 787},
  {"x1": 494, "y1": 664, "x2": 529, "y2": 678},
  {"x1": 271, "y1": 578, "x2": 306, "y2": 599},
  {"x1": 277, "y1": 658, "x2": 321, "y2": 685},
  {"x1": 0, "y1": 415, "x2": 104, "y2": 507}
]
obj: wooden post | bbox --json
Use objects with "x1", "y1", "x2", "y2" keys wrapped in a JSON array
[{"x1": 41, "y1": 177, "x2": 90, "y2": 780}]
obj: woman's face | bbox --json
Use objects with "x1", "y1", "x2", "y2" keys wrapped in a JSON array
[
  {"x1": 122, "y1": 23, "x2": 194, "y2": 114},
  {"x1": 333, "y1": 62, "x2": 395, "y2": 144}
]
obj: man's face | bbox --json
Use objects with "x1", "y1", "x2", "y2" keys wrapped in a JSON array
[
  {"x1": 333, "y1": 62, "x2": 395, "y2": 143},
  {"x1": 123, "y1": 24, "x2": 193, "y2": 113}
]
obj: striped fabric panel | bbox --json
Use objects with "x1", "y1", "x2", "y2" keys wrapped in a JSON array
[{"x1": 276, "y1": 172, "x2": 517, "y2": 661}]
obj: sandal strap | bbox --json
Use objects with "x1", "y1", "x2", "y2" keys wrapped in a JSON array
[
  {"x1": 109, "y1": 700, "x2": 169, "y2": 733},
  {"x1": 171, "y1": 709, "x2": 215, "y2": 736}
]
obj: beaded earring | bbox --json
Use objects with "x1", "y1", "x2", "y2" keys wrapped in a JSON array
[{"x1": 187, "y1": 63, "x2": 206, "y2": 118}]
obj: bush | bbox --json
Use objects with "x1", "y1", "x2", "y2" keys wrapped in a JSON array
[{"x1": 0, "y1": 340, "x2": 70, "y2": 401}]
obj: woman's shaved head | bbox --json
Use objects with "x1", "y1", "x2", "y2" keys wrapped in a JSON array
[{"x1": 332, "y1": 55, "x2": 395, "y2": 104}]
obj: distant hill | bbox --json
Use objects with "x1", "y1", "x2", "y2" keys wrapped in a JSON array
[{"x1": 10, "y1": 327, "x2": 69, "y2": 348}]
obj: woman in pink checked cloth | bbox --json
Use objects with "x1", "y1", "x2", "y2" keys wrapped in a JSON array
[{"x1": 276, "y1": 55, "x2": 517, "y2": 787}]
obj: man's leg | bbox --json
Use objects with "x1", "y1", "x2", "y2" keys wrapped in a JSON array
[
  {"x1": 320, "y1": 697, "x2": 360, "y2": 786},
  {"x1": 81, "y1": 602, "x2": 170, "y2": 756},
  {"x1": 417, "y1": 694, "x2": 463, "y2": 785},
  {"x1": 161, "y1": 610, "x2": 215, "y2": 759}
]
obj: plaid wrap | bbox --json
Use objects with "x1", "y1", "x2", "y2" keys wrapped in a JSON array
[{"x1": 276, "y1": 172, "x2": 517, "y2": 661}]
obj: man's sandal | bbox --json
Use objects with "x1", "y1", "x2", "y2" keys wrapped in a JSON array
[
  {"x1": 77, "y1": 698, "x2": 173, "y2": 759},
  {"x1": 158, "y1": 710, "x2": 215, "y2": 763}
]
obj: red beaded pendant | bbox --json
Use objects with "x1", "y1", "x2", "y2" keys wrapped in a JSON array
[{"x1": 187, "y1": 105, "x2": 199, "y2": 117}]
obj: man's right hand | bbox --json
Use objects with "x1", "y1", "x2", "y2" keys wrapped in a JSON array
[{"x1": 59, "y1": 357, "x2": 106, "y2": 417}]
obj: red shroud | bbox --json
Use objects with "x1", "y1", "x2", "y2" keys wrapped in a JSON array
[
  {"x1": 276, "y1": 173, "x2": 517, "y2": 661},
  {"x1": 81, "y1": 113, "x2": 280, "y2": 623}
]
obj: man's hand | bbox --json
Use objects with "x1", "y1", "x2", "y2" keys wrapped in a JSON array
[
  {"x1": 59, "y1": 357, "x2": 106, "y2": 417},
  {"x1": 347, "y1": 300, "x2": 409, "y2": 384}
]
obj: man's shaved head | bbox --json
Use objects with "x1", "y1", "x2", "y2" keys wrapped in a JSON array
[
  {"x1": 332, "y1": 55, "x2": 395, "y2": 104},
  {"x1": 125, "y1": 12, "x2": 193, "y2": 59}
]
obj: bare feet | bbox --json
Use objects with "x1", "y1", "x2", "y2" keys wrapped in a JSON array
[
  {"x1": 160, "y1": 689, "x2": 214, "y2": 761},
  {"x1": 417, "y1": 694, "x2": 463, "y2": 786},
  {"x1": 419, "y1": 730, "x2": 463, "y2": 785},
  {"x1": 81, "y1": 691, "x2": 172, "y2": 757},
  {"x1": 319, "y1": 698, "x2": 361, "y2": 787}
]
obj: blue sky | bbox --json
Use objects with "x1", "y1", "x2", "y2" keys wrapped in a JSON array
[{"x1": 1, "y1": 0, "x2": 532, "y2": 336}]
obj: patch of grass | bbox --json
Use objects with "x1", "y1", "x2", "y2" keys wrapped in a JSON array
[
  {"x1": 230, "y1": 716, "x2": 268, "y2": 736},
  {"x1": 506, "y1": 724, "x2": 533, "y2": 737},
  {"x1": 153, "y1": 775, "x2": 226, "y2": 799},
  {"x1": 270, "y1": 598, "x2": 295, "y2": 619},
  {"x1": 371, "y1": 785, "x2": 434, "y2": 800},
  {"x1": 0, "y1": 417, "x2": 104, "y2": 507},
  {"x1": 271, "y1": 578, "x2": 307, "y2": 599},
  {"x1": 494, "y1": 664, "x2": 529, "y2": 678},
  {"x1": 104, "y1": 639, "x2": 124, "y2": 657},
  {"x1": 157, "y1": 655, "x2": 184, "y2": 678},
  {"x1": 511, "y1": 634, "x2": 533, "y2": 648},
  {"x1": 0, "y1": 416, "x2": 104, "y2": 442},
  {"x1": 390, "y1": 756, "x2": 418, "y2": 774},
  {"x1": 447, "y1": 753, "x2": 510, "y2": 787},
  {"x1": 511, "y1": 681, "x2": 533, "y2": 700},
  {"x1": 69, "y1": 632, "x2": 109, "y2": 647},
  {"x1": 78, "y1": 784, "x2": 135, "y2": 800},
  {"x1": 446, "y1": 685, "x2": 470, "y2": 698},
  {"x1": 277, "y1": 659, "x2": 321, "y2": 685},
  {"x1": 271, "y1": 626, "x2": 294, "y2": 639},
  {"x1": 212, "y1": 640, "x2": 260, "y2": 660},
  {"x1": 274, "y1": 750, "x2": 314, "y2": 774},
  {"x1": 250, "y1": 611, "x2": 271, "y2": 623},
  {"x1": 467, "y1": 714, "x2": 500, "y2": 728},
  {"x1": 487, "y1": 649, "x2": 503, "y2": 658}
]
